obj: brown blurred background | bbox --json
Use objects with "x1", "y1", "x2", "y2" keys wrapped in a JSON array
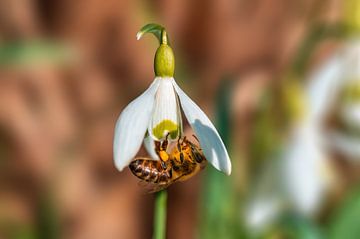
[{"x1": 0, "y1": 0, "x2": 347, "y2": 239}]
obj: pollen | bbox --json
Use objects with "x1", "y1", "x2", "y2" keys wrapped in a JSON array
[{"x1": 159, "y1": 151, "x2": 169, "y2": 162}]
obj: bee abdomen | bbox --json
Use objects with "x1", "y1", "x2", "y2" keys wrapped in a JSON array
[
  {"x1": 157, "y1": 170, "x2": 172, "y2": 184},
  {"x1": 129, "y1": 159, "x2": 143, "y2": 175},
  {"x1": 129, "y1": 159, "x2": 162, "y2": 183}
]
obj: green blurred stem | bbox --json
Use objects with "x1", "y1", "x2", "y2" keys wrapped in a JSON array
[{"x1": 153, "y1": 190, "x2": 167, "y2": 239}]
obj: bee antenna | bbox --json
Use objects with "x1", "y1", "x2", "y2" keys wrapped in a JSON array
[{"x1": 192, "y1": 134, "x2": 199, "y2": 142}]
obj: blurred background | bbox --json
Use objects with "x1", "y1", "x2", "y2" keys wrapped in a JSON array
[{"x1": 1, "y1": 0, "x2": 360, "y2": 238}]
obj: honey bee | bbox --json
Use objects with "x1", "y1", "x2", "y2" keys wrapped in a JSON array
[{"x1": 129, "y1": 135, "x2": 207, "y2": 192}]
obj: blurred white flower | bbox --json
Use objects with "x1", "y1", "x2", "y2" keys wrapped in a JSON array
[
  {"x1": 246, "y1": 45, "x2": 345, "y2": 229},
  {"x1": 247, "y1": 20, "x2": 360, "y2": 235},
  {"x1": 113, "y1": 75, "x2": 231, "y2": 174},
  {"x1": 246, "y1": 122, "x2": 332, "y2": 231}
]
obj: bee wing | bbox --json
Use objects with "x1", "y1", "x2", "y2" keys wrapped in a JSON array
[
  {"x1": 148, "y1": 183, "x2": 171, "y2": 193},
  {"x1": 137, "y1": 180, "x2": 171, "y2": 194},
  {"x1": 137, "y1": 171, "x2": 185, "y2": 193}
]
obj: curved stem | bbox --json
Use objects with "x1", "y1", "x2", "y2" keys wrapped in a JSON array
[
  {"x1": 137, "y1": 23, "x2": 170, "y2": 45},
  {"x1": 153, "y1": 190, "x2": 167, "y2": 239},
  {"x1": 161, "y1": 30, "x2": 168, "y2": 45}
]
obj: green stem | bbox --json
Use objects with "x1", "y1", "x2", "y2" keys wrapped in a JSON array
[{"x1": 153, "y1": 190, "x2": 167, "y2": 239}]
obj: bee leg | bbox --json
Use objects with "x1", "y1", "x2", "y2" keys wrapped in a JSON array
[
  {"x1": 176, "y1": 137, "x2": 181, "y2": 149},
  {"x1": 155, "y1": 140, "x2": 161, "y2": 155},
  {"x1": 161, "y1": 133, "x2": 170, "y2": 151},
  {"x1": 181, "y1": 136, "x2": 188, "y2": 148},
  {"x1": 177, "y1": 139, "x2": 181, "y2": 152},
  {"x1": 155, "y1": 141, "x2": 169, "y2": 168},
  {"x1": 161, "y1": 140, "x2": 168, "y2": 151},
  {"x1": 176, "y1": 137, "x2": 185, "y2": 164},
  {"x1": 194, "y1": 152, "x2": 204, "y2": 163},
  {"x1": 180, "y1": 152, "x2": 184, "y2": 163}
]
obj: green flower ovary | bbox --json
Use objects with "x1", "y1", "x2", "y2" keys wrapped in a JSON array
[
  {"x1": 154, "y1": 44, "x2": 175, "y2": 77},
  {"x1": 152, "y1": 119, "x2": 179, "y2": 140}
]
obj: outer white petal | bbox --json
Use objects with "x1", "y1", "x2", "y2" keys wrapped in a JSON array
[
  {"x1": 172, "y1": 79, "x2": 232, "y2": 175},
  {"x1": 306, "y1": 54, "x2": 343, "y2": 123},
  {"x1": 148, "y1": 77, "x2": 182, "y2": 141},
  {"x1": 143, "y1": 135, "x2": 159, "y2": 160},
  {"x1": 113, "y1": 79, "x2": 160, "y2": 171}
]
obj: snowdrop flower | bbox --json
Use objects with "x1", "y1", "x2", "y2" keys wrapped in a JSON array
[
  {"x1": 113, "y1": 24, "x2": 231, "y2": 175},
  {"x1": 247, "y1": 5, "x2": 360, "y2": 229},
  {"x1": 246, "y1": 122, "x2": 332, "y2": 232},
  {"x1": 246, "y1": 78, "x2": 334, "y2": 232}
]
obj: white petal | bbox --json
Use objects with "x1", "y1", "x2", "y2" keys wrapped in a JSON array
[
  {"x1": 306, "y1": 54, "x2": 343, "y2": 123},
  {"x1": 113, "y1": 79, "x2": 160, "y2": 171},
  {"x1": 148, "y1": 77, "x2": 182, "y2": 141},
  {"x1": 143, "y1": 134, "x2": 159, "y2": 160},
  {"x1": 172, "y1": 79, "x2": 232, "y2": 175},
  {"x1": 282, "y1": 126, "x2": 328, "y2": 214}
]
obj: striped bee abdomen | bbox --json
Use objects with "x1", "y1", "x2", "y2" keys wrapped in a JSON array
[{"x1": 129, "y1": 158, "x2": 172, "y2": 184}]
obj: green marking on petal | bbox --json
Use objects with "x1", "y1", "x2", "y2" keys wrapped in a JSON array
[{"x1": 152, "y1": 119, "x2": 179, "y2": 140}]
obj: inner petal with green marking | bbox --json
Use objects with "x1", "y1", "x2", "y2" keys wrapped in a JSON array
[
  {"x1": 152, "y1": 119, "x2": 180, "y2": 140},
  {"x1": 148, "y1": 77, "x2": 182, "y2": 141}
]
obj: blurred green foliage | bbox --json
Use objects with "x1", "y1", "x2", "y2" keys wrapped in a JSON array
[
  {"x1": 329, "y1": 187, "x2": 360, "y2": 239},
  {"x1": 35, "y1": 193, "x2": 60, "y2": 239},
  {"x1": 0, "y1": 41, "x2": 72, "y2": 66},
  {"x1": 199, "y1": 78, "x2": 246, "y2": 239},
  {"x1": 268, "y1": 214, "x2": 323, "y2": 239}
]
